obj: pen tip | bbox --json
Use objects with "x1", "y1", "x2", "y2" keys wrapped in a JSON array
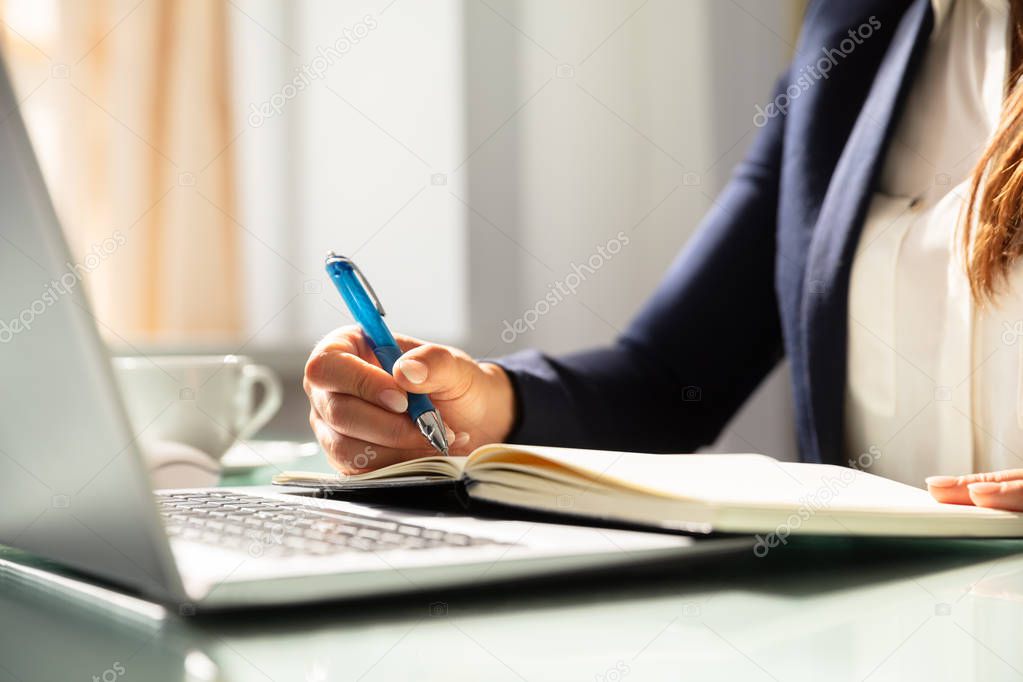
[{"x1": 415, "y1": 411, "x2": 451, "y2": 457}]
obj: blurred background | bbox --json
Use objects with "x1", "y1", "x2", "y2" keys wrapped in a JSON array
[{"x1": 0, "y1": 0, "x2": 804, "y2": 457}]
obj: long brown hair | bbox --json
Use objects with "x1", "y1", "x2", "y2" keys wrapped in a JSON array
[{"x1": 962, "y1": 0, "x2": 1023, "y2": 304}]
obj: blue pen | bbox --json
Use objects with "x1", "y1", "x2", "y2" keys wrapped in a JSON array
[{"x1": 324, "y1": 252, "x2": 451, "y2": 456}]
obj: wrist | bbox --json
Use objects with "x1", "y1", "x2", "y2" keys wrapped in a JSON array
[{"x1": 478, "y1": 361, "x2": 516, "y2": 442}]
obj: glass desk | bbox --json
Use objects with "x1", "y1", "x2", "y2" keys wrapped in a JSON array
[{"x1": 2, "y1": 453, "x2": 1022, "y2": 681}]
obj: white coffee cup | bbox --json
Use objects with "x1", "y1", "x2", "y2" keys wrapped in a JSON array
[{"x1": 112, "y1": 355, "x2": 283, "y2": 461}]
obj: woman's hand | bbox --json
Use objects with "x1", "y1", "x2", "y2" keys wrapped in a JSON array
[
  {"x1": 926, "y1": 470, "x2": 1023, "y2": 511},
  {"x1": 304, "y1": 325, "x2": 516, "y2": 474}
]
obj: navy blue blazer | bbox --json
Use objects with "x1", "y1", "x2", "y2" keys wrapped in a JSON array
[{"x1": 495, "y1": 0, "x2": 936, "y2": 464}]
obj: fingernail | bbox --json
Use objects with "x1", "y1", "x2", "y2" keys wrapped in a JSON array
[
  {"x1": 445, "y1": 427, "x2": 456, "y2": 444},
  {"x1": 454, "y1": 432, "x2": 470, "y2": 447},
  {"x1": 397, "y1": 358, "x2": 428, "y2": 384},
  {"x1": 968, "y1": 482, "x2": 1001, "y2": 495},
  {"x1": 379, "y1": 389, "x2": 408, "y2": 413},
  {"x1": 925, "y1": 476, "x2": 958, "y2": 488}
]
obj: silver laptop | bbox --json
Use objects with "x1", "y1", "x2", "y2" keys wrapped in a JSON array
[{"x1": 0, "y1": 56, "x2": 736, "y2": 610}]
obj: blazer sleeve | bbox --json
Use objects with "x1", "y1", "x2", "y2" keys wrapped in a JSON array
[{"x1": 491, "y1": 74, "x2": 788, "y2": 454}]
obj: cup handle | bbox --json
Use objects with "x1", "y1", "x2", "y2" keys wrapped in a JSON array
[{"x1": 236, "y1": 364, "x2": 283, "y2": 441}]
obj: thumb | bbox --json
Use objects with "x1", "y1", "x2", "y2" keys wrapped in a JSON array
[{"x1": 393, "y1": 344, "x2": 476, "y2": 400}]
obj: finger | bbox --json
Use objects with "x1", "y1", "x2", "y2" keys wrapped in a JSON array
[
  {"x1": 311, "y1": 325, "x2": 367, "y2": 358},
  {"x1": 967, "y1": 480, "x2": 1023, "y2": 512},
  {"x1": 305, "y1": 350, "x2": 408, "y2": 413},
  {"x1": 314, "y1": 327, "x2": 425, "y2": 358},
  {"x1": 392, "y1": 343, "x2": 476, "y2": 400},
  {"x1": 926, "y1": 479, "x2": 975, "y2": 505},
  {"x1": 311, "y1": 390, "x2": 438, "y2": 450},
  {"x1": 392, "y1": 333, "x2": 426, "y2": 354},
  {"x1": 312, "y1": 416, "x2": 437, "y2": 474},
  {"x1": 305, "y1": 326, "x2": 374, "y2": 393},
  {"x1": 450, "y1": 431, "x2": 472, "y2": 456},
  {"x1": 926, "y1": 470, "x2": 1023, "y2": 506},
  {"x1": 323, "y1": 328, "x2": 422, "y2": 359}
]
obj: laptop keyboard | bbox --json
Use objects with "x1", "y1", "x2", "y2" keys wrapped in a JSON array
[{"x1": 157, "y1": 491, "x2": 508, "y2": 558}]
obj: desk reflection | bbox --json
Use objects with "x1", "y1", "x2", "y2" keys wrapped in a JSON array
[{"x1": 2, "y1": 538, "x2": 1022, "y2": 682}]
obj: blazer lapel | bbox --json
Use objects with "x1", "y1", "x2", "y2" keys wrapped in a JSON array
[{"x1": 801, "y1": 0, "x2": 934, "y2": 464}]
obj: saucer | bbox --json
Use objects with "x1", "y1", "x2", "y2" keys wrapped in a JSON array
[{"x1": 221, "y1": 440, "x2": 320, "y2": 473}]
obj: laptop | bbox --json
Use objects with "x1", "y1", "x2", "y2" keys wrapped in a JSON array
[{"x1": 0, "y1": 55, "x2": 739, "y2": 610}]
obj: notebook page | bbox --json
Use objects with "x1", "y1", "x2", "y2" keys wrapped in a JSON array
[
  {"x1": 274, "y1": 455, "x2": 466, "y2": 486},
  {"x1": 482, "y1": 446, "x2": 1001, "y2": 514}
]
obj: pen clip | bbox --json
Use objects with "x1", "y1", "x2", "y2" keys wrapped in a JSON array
[{"x1": 325, "y1": 252, "x2": 386, "y2": 317}]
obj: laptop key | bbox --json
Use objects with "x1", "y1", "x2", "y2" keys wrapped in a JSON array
[
  {"x1": 348, "y1": 537, "x2": 375, "y2": 551},
  {"x1": 306, "y1": 541, "x2": 332, "y2": 554}
]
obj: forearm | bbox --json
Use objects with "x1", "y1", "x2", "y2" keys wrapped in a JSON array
[
  {"x1": 492, "y1": 343, "x2": 679, "y2": 452},
  {"x1": 494, "y1": 336, "x2": 781, "y2": 453}
]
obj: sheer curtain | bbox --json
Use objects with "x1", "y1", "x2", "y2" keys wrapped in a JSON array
[{"x1": 1, "y1": 0, "x2": 241, "y2": 344}]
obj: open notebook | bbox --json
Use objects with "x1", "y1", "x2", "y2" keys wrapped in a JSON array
[{"x1": 273, "y1": 444, "x2": 1023, "y2": 537}]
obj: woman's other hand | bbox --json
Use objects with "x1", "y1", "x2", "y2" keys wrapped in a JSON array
[{"x1": 926, "y1": 470, "x2": 1023, "y2": 511}]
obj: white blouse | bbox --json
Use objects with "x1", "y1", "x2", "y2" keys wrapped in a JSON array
[{"x1": 844, "y1": 0, "x2": 1018, "y2": 486}]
